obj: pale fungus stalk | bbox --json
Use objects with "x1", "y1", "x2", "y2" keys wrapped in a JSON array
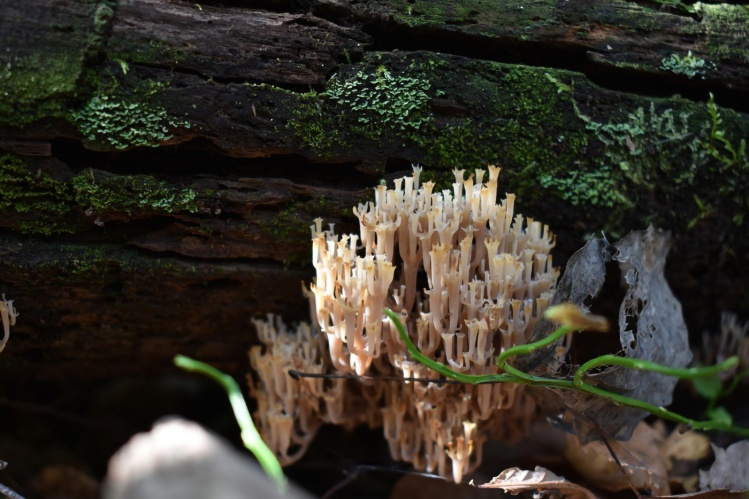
[{"x1": 0, "y1": 294, "x2": 18, "y2": 353}]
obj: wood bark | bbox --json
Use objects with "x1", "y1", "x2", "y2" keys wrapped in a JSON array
[{"x1": 1, "y1": 0, "x2": 749, "y2": 382}]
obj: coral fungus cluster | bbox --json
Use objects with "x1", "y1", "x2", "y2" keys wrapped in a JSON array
[{"x1": 249, "y1": 166, "x2": 559, "y2": 482}]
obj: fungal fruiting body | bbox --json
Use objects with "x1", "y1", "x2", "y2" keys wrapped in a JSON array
[{"x1": 249, "y1": 166, "x2": 558, "y2": 482}]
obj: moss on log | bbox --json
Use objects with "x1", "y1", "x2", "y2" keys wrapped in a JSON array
[{"x1": 1, "y1": 0, "x2": 748, "y2": 378}]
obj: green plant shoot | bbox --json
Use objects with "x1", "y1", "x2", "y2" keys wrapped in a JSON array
[
  {"x1": 173, "y1": 355, "x2": 287, "y2": 491},
  {"x1": 384, "y1": 306, "x2": 749, "y2": 436}
]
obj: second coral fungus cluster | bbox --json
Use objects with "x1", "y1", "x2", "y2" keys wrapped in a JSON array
[{"x1": 249, "y1": 166, "x2": 559, "y2": 482}]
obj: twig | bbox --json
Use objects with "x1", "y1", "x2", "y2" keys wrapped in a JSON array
[
  {"x1": 288, "y1": 369, "x2": 465, "y2": 385},
  {"x1": 594, "y1": 429, "x2": 643, "y2": 499}
]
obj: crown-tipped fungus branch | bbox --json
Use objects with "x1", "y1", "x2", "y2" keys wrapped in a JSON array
[
  {"x1": 0, "y1": 294, "x2": 17, "y2": 353},
  {"x1": 250, "y1": 166, "x2": 558, "y2": 482},
  {"x1": 247, "y1": 166, "x2": 749, "y2": 483}
]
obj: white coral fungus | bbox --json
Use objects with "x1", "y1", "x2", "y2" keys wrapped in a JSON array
[
  {"x1": 0, "y1": 294, "x2": 17, "y2": 353},
  {"x1": 249, "y1": 166, "x2": 559, "y2": 482}
]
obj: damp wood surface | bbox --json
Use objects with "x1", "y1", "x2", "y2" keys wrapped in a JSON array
[{"x1": 1, "y1": 0, "x2": 748, "y2": 383}]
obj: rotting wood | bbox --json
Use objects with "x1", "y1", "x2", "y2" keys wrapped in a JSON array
[{"x1": 0, "y1": 0, "x2": 748, "y2": 380}]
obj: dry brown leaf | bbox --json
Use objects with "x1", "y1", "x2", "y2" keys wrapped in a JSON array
[
  {"x1": 699, "y1": 440, "x2": 749, "y2": 492},
  {"x1": 518, "y1": 228, "x2": 691, "y2": 443},
  {"x1": 652, "y1": 490, "x2": 747, "y2": 498},
  {"x1": 478, "y1": 466, "x2": 596, "y2": 499},
  {"x1": 661, "y1": 428, "x2": 711, "y2": 464},
  {"x1": 658, "y1": 425, "x2": 711, "y2": 492},
  {"x1": 564, "y1": 421, "x2": 670, "y2": 495}
]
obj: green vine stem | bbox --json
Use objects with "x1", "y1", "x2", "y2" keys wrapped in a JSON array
[
  {"x1": 173, "y1": 355, "x2": 287, "y2": 491},
  {"x1": 383, "y1": 308, "x2": 749, "y2": 437},
  {"x1": 574, "y1": 354, "x2": 739, "y2": 387}
]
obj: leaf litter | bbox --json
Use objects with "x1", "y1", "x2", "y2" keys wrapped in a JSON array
[
  {"x1": 517, "y1": 226, "x2": 691, "y2": 441},
  {"x1": 564, "y1": 421, "x2": 670, "y2": 495},
  {"x1": 699, "y1": 441, "x2": 749, "y2": 492},
  {"x1": 471, "y1": 227, "x2": 749, "y2": 498}
]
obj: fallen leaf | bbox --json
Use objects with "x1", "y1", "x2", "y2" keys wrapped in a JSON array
[
  {"x1": 518, "y1": 227, "x2": 691, "y2": 442},
  {"x1": 698, "y1": 440, "x2": 749, "y2": 492},
  {"x1": 652, "y1": 490, "x2": 746, "y2": 498},
  {"x1": 660, "y1": 426, "x2": 711, "y2": 492},
  {"x1": 478, "y1": 466, "x2": 596, "y2": 499},
  {"x1": 662, "y1": 429, "x2": 711, "y2": 463},
  {"x1": 564, "y1": 421, "x2": 670, "y2": 495},
  {"x1": 651, "y1": 489, "x2": 746, "y2": 499},
  {"x1": 516, "y1": 236, "x2": 609, "y2": 381}
]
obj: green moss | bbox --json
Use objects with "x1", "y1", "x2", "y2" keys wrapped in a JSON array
[
  {"x1": 577, "y1": 101, "x2": 706, "y2": 190},
  {"x1": 420, "y1": 64, "x2": 590, "y2": 209},
  {"x1": 703, "y1": 94, "x2": 749, "y2": 225},
  {"x1": 660, "y1": 51, "x2": 714, "y2": 79},
  {"x1": 291, "y1": 54, "x2": 590, "y2": 178},
  {"x1": 539, "y1": 92, "x2": 749, "y2": 232},
  {"x1": 289, "y1": 63, "x2": 441, "y2": 155},
  {"x1": 425, "y1": 84, "x2": 747, "y2": 234},
  {"x1": 646, "y1": 0, "x2": 695, "y2": 15},
  {"x1": 573, "y1": 22, "x2": 592, "y2": 40},
  {"x1": 290, "y1": 51, "x2": 749, "y2": 238},
  {"x1": 538, "y1": 165, "x2": 630, "y2": 208},
  {"x1": 72, "y1": 84, "x2": 191, "y2": 150},
  {"x1": 93, "y1": 3, "x2": 114, "y2": 31},
  {"x1": 489, "y1": 67, "x2": 584, "y2": 167},
  {"x1": 262, "y1": 204, "x2": 317, "y2": 268},
  {"x1": 327, "y1": 66, "x2": 438, "y2": 135},
  {"x1": 0, "y1": 52, "x2": 83, "y2": 127},
  {"x1": 0, "y1": 0, "x2": 116, "y2": 127},
  {"x1": 86, "y1": 1, "x2": 116, "y2": 60},
  {"x1": 362, "y1": 0, "x2": 684, "y2": 37},
  {"x1": 429, "y1": 120, "x2": 502, "y2": 169},
  {"x1": 288, "y1": 90, "x2": 341, "y2": 153},
  {"x1": 1, "y1": 153, "x2": 200, "y2": 235},
  {"x1": 6, "y1": 242, "x2": 185, "y2": 286},
  {"x1": 52, "y1": 244, "x2": 181, "y2": 278},
  {"x1": 267, "y1": 206, "x2": 300, "y2": 241},
  {"x1": 419, "y1": 54, "x2": 746, "y2": 233},
  {"x1": 376, "y1": 0, "x2": 556, "y2": 32},
  {"x1": 71, "y1": 170, "x2": 199, "y2": 214},
  {"x1": 0, "y1": 153, "x2": 76, "y2": 235},
  {"x1": 695, "y1": 4, "x2": 749, "y2": 62},
  {"x1": 0, "y1": 155, "x2": 70, "y2": 214},
  {"x1": 108, "y1": 40, "x2": 187, "y2": 67}
]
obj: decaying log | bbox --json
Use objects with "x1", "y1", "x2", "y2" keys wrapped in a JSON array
[{"x1": 1, "y1": 0, "x2": 748, "y2": 381}]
